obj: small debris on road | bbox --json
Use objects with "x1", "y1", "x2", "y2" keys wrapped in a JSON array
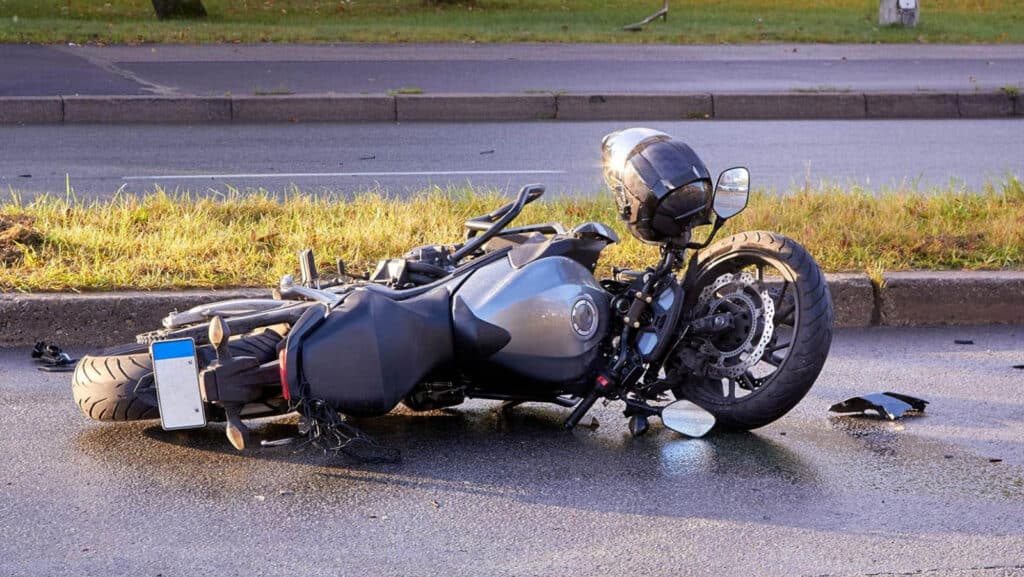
[
  {"x1": 1012, "y1": 365, "x2": 1024, "y2": 370},
  {"x1": 18, "y1": 174, "x2": 31, "y2": 178},
  {"x1": 260, "y1": 437, "x2": 295, "y2": 447},
  {"x1": 480, "y1": 149, "x2": 495, "y2": 155},
  {"x1": 989, "y1": 458, "x2": 1003, "y2": 463},
  {"x1": 359, "y1": 155, "x2": 376, "y2": 160},
  {"x1": 954, "y1": 339, "x2": 975, "y2": 345},
  {"x1": 278, "y1": 490, "x2": 294, "y2": 496},
  {"x1": 829, "y1": 391, "x2": 928, "y2": 420},
  {"x1": 254, "y1": 495, "x2": 266, "y2": 502}
]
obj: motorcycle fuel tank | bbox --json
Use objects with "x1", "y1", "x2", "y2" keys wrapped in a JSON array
[{"x1": 452, "y1": 254, "x2": 610, "y2": 384}]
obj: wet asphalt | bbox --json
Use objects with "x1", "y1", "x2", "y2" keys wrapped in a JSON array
[{"x1": 1, "y1": 326, "x2": 1023, "y2": 577}]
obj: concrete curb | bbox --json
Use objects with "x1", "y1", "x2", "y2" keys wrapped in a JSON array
[
  {"x1": 2, "y1": 272, "x2": 1022, "y2": 347},
  {"x1": 63, "y1": 96, "x2": 232, "y2": 124},
  {"x1": 879, "y1": 271, "x2": 1024, "y2": 326},
  {"x1": 232, "y1": 94, "x2": 394, "y2": 123},
  {"x1": 556, "y1": 93, "x2": 712, "y2": 121},
  {"x1": 0, "y1": 96, "x2": 62, "y2": 123},
  {"x1": 397, "y1": 93, "x2": 557, "y2": 121},
  {"x1": 865, "y1": 92, "x2": 960, "y2": 119},
  {"x1": 714, "y1": 93, "x2": 866, "y2": 120},
  {"x1": 0, "y1": 92, "x2": 1020, "y2": 124},
  {"x1": 0, "y1": 289, "x2": 268, "y2": 348}
]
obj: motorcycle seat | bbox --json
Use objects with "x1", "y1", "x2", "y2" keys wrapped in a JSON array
[{"x1": 359, "y1": 247, "x2": 512, "y2": 301}]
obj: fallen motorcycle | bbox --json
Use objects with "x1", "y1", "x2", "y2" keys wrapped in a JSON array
[{"x1": 72, "y1": 128, "x2": 833, "y2": 458}]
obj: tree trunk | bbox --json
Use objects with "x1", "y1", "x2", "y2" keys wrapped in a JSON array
[{"x1": 152, "y1": 0, "x2": 207, "y2": 20}]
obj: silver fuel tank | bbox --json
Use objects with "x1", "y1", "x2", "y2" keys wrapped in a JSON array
[{"x1": 451, "y1": 253, "x2": 610, "y2": 384}]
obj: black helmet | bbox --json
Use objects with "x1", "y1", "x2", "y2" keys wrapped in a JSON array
[{"x1": 602, "y1": 128, "x2": 713, "y2": 244}]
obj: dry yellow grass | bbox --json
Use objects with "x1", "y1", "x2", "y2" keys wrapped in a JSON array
[{"x1": 1, "y1": 179, "x2": 1022, "y2": 292}]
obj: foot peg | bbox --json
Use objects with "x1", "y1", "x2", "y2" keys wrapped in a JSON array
[
  {"x1": 224, "y1": 403, "x2": 250, "y2": 451},
  {"x1": 204, "y1": 316, "x2": 255, "y2": 451}
]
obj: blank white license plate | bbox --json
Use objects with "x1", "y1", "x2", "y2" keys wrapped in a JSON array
[{"x1": 151, "y1": 338, "x2": 207, "y2": 430}]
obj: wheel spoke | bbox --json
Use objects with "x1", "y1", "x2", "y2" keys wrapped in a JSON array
[
  {"x1": 739, "y1": 372, "x2": 758, "y2": 391},
  {"x1": 762, "y1": 354, "x2": 782, "y2": 367},
  {"x1": 726, "y1": 378, "x2": 736, "y2": 399},
  {"x1": 757, "y1": 264, "x2": 765, "y2": 283},
  {"x1": 766, "y1": 340, "x2": 792, "y2": 353},
  {"x1": 774, "y1": 302, "x2": 796, "y2": 325}
]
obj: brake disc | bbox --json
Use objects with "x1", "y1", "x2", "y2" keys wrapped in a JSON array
[{"x1": 696, "y1": 272, "x2": 775, "y2": 379}]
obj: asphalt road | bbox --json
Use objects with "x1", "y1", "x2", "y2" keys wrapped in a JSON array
[
  {"x1": 1, "y1": 326, "x2": 1023, "y2": 576},
  {"x1": 1, "y1": 119, "x2": 1021, "y2": 200},
  {"x1": 4, "y1": 44, "x2": 1024, "y2": 96}
]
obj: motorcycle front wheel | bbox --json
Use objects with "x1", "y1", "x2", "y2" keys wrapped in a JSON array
[{"x1": 673, "y1": 231, "x2": 834, "y2": 430}]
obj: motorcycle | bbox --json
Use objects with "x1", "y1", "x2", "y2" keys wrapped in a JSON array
[{"x1": 71, "y1": 128, "x2": 833, "y2": 459}]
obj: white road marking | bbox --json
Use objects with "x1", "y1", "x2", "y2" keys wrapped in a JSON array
[{"x1": 122, "y1": 170, "x2": 566, "y2": 180}]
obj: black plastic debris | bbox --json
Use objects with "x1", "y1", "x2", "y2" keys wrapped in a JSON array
[
  {"x1": 829, "y1": 391, "x2": 929, "y2": 420},
  {"x1": 1013, "y1": 365, "x2": 1024, "y2": 370},
  {"x1": 31, "y1": 341, "x2": 78, "y2": 373},
  {"x1": 954, "y1": 339, "x2": 974, "y2": 345}
]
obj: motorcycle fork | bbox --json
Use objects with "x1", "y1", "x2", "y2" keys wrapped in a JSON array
[{"x1": 564, "y1": 248, "x2": 682, "y2": 431}]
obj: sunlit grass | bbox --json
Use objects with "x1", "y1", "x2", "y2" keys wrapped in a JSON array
[
  {"x1": 0, "y1": 0, "x2": 1021, "y2": 44},
  {"x1": 1, "y1": 179, "x2": 1022, "y2": 292}
]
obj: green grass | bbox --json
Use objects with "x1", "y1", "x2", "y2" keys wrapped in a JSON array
[
  {"x1": 1, "y1": 0, "x2": 1022, "y2": 44},
  {"x1": 1, "y1": 180, "x2": 1023, "y2": 292}
]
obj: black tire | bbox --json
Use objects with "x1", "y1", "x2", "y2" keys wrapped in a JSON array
[
  {"x1": 675, "y1": 231, "x2": 833, "y2": 430},
  {"x1": 72, "y1": 331, "x2": 283, "y2": 422}
]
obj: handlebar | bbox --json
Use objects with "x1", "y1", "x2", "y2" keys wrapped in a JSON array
[{"x1": 451, "y1": 184, "x2": 545, "y2": 264}]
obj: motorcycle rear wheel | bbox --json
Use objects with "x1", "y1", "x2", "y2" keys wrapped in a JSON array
[
  {"x1": 674, "y1": 231, "x2": 833, "y2": 430},
  {"x1": 72, "y1": 331, "x2": 283, "y2": 422}
]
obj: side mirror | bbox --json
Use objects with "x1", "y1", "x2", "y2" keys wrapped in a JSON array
[
  {"x1": 661, "y1": 400, "x2": 716, "y2": 438},
  {"x1": 713, "y1": 167, "x2": 750, "y2": 220}
]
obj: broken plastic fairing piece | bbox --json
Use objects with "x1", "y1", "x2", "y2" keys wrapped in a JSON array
[{"x1": 829, "y1": 391, "x2": 928, "y2": 420}]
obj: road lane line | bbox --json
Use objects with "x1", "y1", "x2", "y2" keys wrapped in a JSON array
[{"x1": 122, "y1": 170, "x2": 566, "y2": 180}]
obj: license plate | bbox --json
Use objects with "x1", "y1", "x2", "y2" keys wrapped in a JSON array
[{"x1": 151, "y1": 338, "x2": 207, "y2": 430}]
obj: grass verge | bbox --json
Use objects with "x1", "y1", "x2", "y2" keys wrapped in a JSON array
[
  {"x1": 1, "y1": 180, "x2": 1023, "y2": 292},
  {"x1": 1, "y1": 0, "x2": 1022, "y2": 44}
]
